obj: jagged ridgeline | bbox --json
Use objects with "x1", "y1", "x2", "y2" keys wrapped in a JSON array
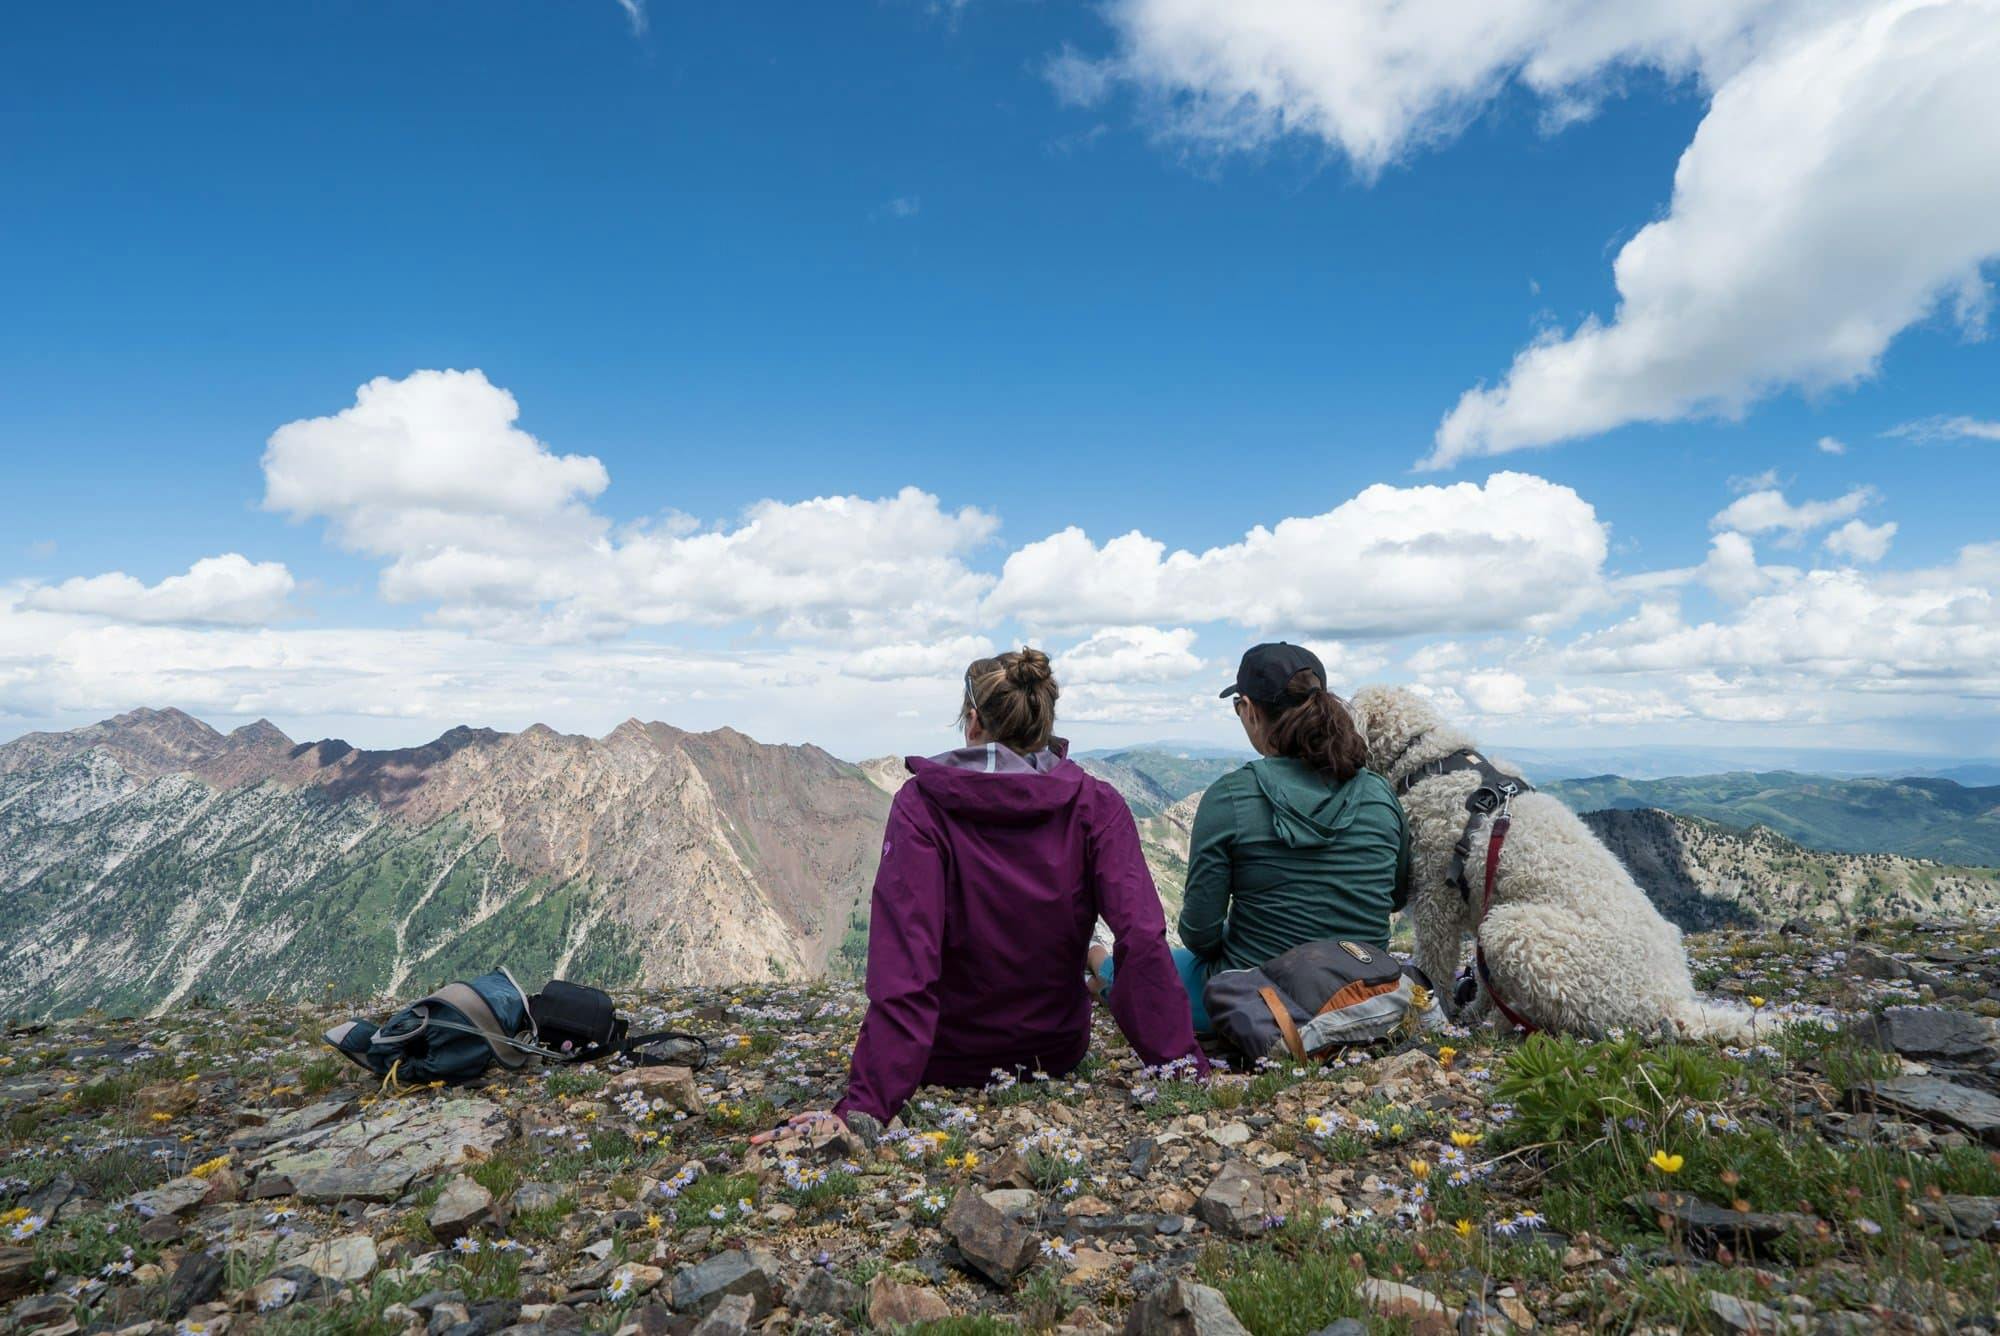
[{"x1": 0, "y1": 708, "x2": 892, "y2": 1018}]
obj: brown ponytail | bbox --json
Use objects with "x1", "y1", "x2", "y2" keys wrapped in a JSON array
[
  {"x1": 1262, "y1": 669, "x2": 1368, "y2": 783},
  {"x1": 961, "y1": 647, "x2": 1060, "y2": 754}
]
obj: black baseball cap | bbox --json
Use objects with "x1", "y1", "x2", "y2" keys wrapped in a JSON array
[{"x1": 1219, "y1": 642, "x2": 1326, "y2": 706}]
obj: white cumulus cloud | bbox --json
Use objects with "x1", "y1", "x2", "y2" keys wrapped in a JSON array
[
  {"x1": 262, "y1": 370, "x2": 997, "y2": 642},
  {"x1": 1710, "y1": 486, "x2": 1874, "y2": 537},
  {"x1": 1057, "y1": 626, "x2": 1204, "y2": 685},
  {"x1": 21, "y1": 554, "x2": 295, "y2": 626},
  {"x1": 1056, "y1": 1, "x2": 2000, "y2": 467},
  {"x1": 839, "y1": 635, "x2": 996, "y2": 682},
  {"x1": 1434, "y1": 1, "x2": 2000, "y2": 464},
  {"x1": 1824, "y1": 518, "x2": 1897, "y2": 563},
  {"x1": 988, "y1": 472, "x2": 1609, "y2": 638}
]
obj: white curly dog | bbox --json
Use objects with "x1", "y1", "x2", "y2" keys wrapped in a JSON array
[{"x1": 1347, "y1": 685, "x2": 1752, "y2": 1041}]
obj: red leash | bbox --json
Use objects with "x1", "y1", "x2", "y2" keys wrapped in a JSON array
[{"x1": 1473, "y1": 812, "x2": 1540, "y2": 1035}]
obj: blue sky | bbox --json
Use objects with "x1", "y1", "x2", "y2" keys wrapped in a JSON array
[{"x1": 3, "y1": 0, "x2": 1998, "y2": 760}]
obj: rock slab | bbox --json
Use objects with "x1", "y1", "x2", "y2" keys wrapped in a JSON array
[
  {"x1": 1625, "y1": 1192, "x2": 1820, "y2": 1258},
  {"x1": 253, "y1": 1097, "x2": 512, "y2": 1203},
  {"x1": 1858, "y1": 1076, "x2": 2000, "y2": 1145},
  {"x1": 1864, "y1": 1007, "x2": 2000, "y2": 1063}
]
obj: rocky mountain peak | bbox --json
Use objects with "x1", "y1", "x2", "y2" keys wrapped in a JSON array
[{"x1": 226, "y1": 718, "x2": 294, "y2": 748}]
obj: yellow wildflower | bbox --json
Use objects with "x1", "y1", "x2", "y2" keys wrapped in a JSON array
[
  {"x1": 1388, "y1": 1123, "x2": 1405, "y2": 1138},
  {"x1": 0, "y1": 1207, "x2": 28, "y2": 1227},
  {"x1": 1748, "y1": 996, "x2": 1767, "y2": 1009},
  {"x1": 1648, "y1": 1150, "x2": 1685, "y2": 1174},
  {"x1": 1409, "y1": 1159, "x2": 1431, "y2": 1180},
  {"x1": 1436, "y1": 1046, "x2": 1457, "y2": 1068},
  {"x1": 1454, "y1": 1219, "x2": 1474, "y2": 1238},
  {"x1": 1304, "y1": 1114, "x2": 1328, "y2": 1135},
  {"x1": 962, "y1": 1151, "x2": 979, "y2": 1169},
  {"x1": 1451, "y1": 1131, "x2": 1481, "y2": 1149},
  {"x1": 190, "y1": 1156, "x2": 230, "y2": 1179},
  {"x1": 149, "y1": 1112, "x2": 174, "y2": 1124},
  {"x1": 645, "y1": 1211, "x2": 664, "y2": 1233}
]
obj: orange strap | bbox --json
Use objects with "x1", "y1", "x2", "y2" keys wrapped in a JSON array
[{"x1": 1259, "y1": 986, "x2": 1309, "y2": 1064}]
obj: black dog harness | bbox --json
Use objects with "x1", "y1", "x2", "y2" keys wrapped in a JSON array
[
  {"x1": 1390, "y1": 737, "x2": 1540, "y2": 1033},
  {"x1": 1392, "y1": 743, "x2": 1535, "y2": 901}
]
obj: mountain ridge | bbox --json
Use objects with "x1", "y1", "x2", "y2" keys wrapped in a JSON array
[{"x1": 0, "y1": 708, "x2": 890, "y2": 1019}]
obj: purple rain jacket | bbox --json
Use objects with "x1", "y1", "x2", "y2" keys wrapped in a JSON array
[{"x1": 834, "y1": 739, "x2": 1207, "y2": 1125}]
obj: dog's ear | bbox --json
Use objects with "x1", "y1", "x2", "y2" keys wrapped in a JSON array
[{"x1": 1344, "y1": 684, "x2": 1386, "y2": 751}]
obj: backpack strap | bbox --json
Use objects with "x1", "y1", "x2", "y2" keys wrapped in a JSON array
[
  {"x1": 430, "y1": 982, "x2": 532, "y2": 1069},
  {"x1": 618, "y1": 1030, "x2": 710, "y2": 1071},
  {"x1": 1258, "y1": 987, "x2": 1309, "y2": 1065}
]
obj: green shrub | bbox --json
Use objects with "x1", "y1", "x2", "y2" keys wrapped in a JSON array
[{"x1": 1194, "y1": 1223, "x2": 1366, "y2": 1336}]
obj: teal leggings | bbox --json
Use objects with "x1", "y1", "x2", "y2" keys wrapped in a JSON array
[{"x1": 1096, "y1": 947, "x2": 1213, "y2": 1034}]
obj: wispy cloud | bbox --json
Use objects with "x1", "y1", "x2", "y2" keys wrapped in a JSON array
[
  {"x1": 873, "y1": 195, "x2": 922, "y2": 221},
  {"x1": 613, "y1": 0, "x2": 646, "y2": 36},
  {"x1": 1885, "y1": 414, "x2": 2000, "y2": 443},
  {"x1": 1816, "y1": 435, "x2": 1846, "y2": 455}
]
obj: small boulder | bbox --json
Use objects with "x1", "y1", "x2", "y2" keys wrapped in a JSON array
[
  {"x1": 1368, "y1": 1049, "x2": 1441, "y2": 1093},
  {"x1": 1121, "y1": 1278, "x2": 1250, "y2": 1335},
  {"x1": 1913, "y1": 1194, "x2": 2000, "y2": 1239},
  {"x1": 0, "y1": 1248, "x2": 39, "y2": 1302},
  {"x1": 1195, "y1": 1161, "x2": 1271, "y2": 1238},
  {"x1": 1360, "y1": 1278, "x2": 1454, "y2": 1336},
  {"x1": 163, "y1": 1251, "x2": 227, "y2": 1319},
  {"x1": 616, "y1": 1066, "x2": 705, "y2": 1116},
  {"x1": 943, "y1": 1189, "x2": 1040, "y2": 1285},
  {"x1": 867, "y1": 1274, "x2": 951, "y2": 1327},
  {"x1": 294, "y1": 1234, "x2": 380, "y2": 1284},
  {"x1": 689, "y1": 1292, "x2": 754, "y2": 1336},
  {"x1": 130, "y1": 1175, "x2": 211, "y2": 1220},
  {"x1": 786, "y1": 1268, "x2": 862, "y2": 1317},
  {"x1": 1704, "y1": 1290, "x2": 1808, "y2": 1334},
  {"x1": 428, "y1": 1177, "x2": 495, "y2": 1244},
  {"x1": 668, "y1": 1250, "x2": 782, "y2": 1319}
]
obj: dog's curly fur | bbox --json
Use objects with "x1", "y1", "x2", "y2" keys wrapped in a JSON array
[{"x1": 1347, "y1": 684, "x2": 1752, "y2": 1041}]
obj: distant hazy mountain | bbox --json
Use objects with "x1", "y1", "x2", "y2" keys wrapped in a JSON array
[
  {"x1": 1075, "y1": 747, "x2": 1247, "y2": 817},
  {"x1": 1545, "y1": 771, "x2": 2000, "y2": 865},
  {"x1": 1580, "y1": 808, "x2": 2000, "y2": 928},
  {"x1": 1496, "y1": 744, "x2": 2000, "y2": 783},
  {"x1": 1, "y1": 708, "x2": 890, "y2": 1019}
]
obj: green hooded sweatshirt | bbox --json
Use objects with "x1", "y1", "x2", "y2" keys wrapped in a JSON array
[{"x1": 1176, "y1": 758, "x2": 1410, "y2": 975}]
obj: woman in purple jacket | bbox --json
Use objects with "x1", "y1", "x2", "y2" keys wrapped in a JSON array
[{"x1": 774, "y1": 648, "x2": 1206, "y2": 1134}]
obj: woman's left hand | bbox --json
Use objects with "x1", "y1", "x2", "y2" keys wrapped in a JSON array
[{"x1": 748, "y1": 1110, "x2": 845, "y2": 1146}]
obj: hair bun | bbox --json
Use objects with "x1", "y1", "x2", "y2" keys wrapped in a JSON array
[{"x1": 1006, "y1": 646, "x2": 1053, "y2": 688}]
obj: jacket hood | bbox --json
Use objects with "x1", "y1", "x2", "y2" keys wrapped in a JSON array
[
  {"x1": 1246, "y1": 756, "x2": 1366, "y2": 848},
  {"x1": 903, "y1": 738, "x2": 1084, "y2": 823}
]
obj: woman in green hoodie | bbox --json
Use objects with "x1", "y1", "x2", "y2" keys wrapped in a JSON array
[{"x1": 1092, "y1": 642, "x2": 1409, "y2": 1032}]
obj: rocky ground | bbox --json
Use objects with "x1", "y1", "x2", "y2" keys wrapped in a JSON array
[{"x1": 5, "y1": 918, "x2": 2000, "y2": 1336}]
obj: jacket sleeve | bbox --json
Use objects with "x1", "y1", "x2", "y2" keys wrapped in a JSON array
[
  {"x1": 834, "y1": 792, "x2": 947, "y2": 1124},
  {"x1": 1089, "y1": 787, "x2": 1208, "y2": 1073},
  {"x1": 1176, "y1": 775, "x2": 1236, "y2": 961}
]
